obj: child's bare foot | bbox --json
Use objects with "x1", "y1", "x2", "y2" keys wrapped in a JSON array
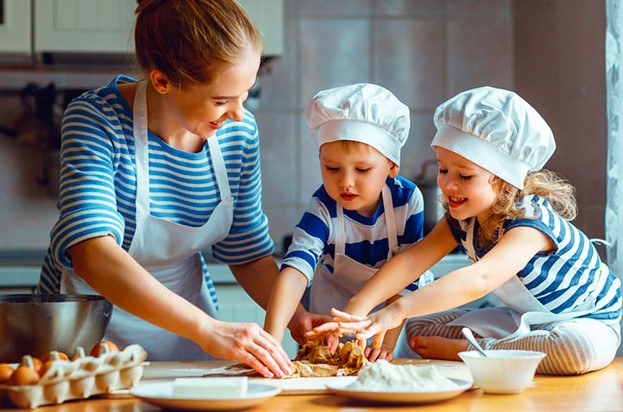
[{"x1": 408, "y1": 336, "x2": 469, "y2": 361}]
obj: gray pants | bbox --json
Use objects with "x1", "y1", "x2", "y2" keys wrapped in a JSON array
[{"x1": 400, "y1": 309, "x2": 621, "y2": 375}]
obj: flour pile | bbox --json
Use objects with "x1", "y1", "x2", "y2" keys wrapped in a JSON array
[{"x1": 347, "y1": 360, "x2": 459, "y2": 392}]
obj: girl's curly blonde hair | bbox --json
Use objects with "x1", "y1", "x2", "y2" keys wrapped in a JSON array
[{"x1": 446, "y1": 170, "x2": 577, "y2": 247}]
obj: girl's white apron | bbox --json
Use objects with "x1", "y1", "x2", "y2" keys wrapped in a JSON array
[
  {"x1": 448, "y1": 218, "x2": 598, "y2": 340},
  {"x1": 61, "y1": 82, "x2": 234, "y2": 360}
]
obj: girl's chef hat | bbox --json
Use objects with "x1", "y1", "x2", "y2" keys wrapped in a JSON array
[
  {"x1": 305, "y1": 83, "x2": 409, "y2": 165},
  {"x1": 431, "y1": 86, "x2": 556, "y2": 189}
]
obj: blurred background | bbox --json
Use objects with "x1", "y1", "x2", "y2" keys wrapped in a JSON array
[{"x1": 0, "y1": 0, "x2": 606, "y2": 256}]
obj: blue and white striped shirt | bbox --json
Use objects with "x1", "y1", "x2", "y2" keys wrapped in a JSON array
[
  {"x1": 447, "y1": 195, "x2": 622, "y2": 324},
  {"x1": 39, "y1": 76, "x2": 275, "y2": 301},
  {"x1": 282, "y1": 176, "x2": 427, "y2": 294}
]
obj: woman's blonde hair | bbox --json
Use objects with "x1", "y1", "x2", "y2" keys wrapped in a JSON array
[
  {"x1": 444, "y1": 169, "x2": 577, "y2": 247},
  {"x1": 134, "y1": 0, "x2": 263, "y2": 87}
]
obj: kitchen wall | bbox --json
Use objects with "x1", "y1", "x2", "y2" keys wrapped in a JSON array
[{"x1": 0, "y1": 0, "x2": 607, "y2": 258}]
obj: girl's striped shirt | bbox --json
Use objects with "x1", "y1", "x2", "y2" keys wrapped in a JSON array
[{"x1": 447, "y1": 194, "x2": 622, "y2": 325}]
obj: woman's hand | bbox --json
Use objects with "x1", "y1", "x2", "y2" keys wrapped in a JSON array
[
  {"x1": 201, "y1": 320, "x2": 292, "y2": 378},
  {"x1": 289, "y1": 309, "x2": 341, "y2": 353},
  {"x1": 288, "y1": 308, "x2": 333, "y2": 346}
]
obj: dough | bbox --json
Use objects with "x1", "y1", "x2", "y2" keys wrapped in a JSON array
[{"x1": 289, "y1": 339, "x2": 370, "y2": 377}]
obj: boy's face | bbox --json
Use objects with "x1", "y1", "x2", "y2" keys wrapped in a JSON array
[
  {"x1": 319, "y1": 140, "x2": 398, "y2": 217},
  {"x1": 435, "y1": 146, "x2": 497, "y2": 223}
]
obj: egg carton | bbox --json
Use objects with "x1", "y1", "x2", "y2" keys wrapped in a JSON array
[{"x1": 0, "y1": 344, "x2": 148, "y2": 409}]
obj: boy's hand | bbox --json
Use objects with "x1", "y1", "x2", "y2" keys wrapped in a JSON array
[{"x1": 364, "y1": 341, "x2": 394, "y2": 362}]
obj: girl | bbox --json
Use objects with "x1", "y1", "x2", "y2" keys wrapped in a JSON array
[{"x1": 318, "y1": 86, "x2": 622, "y2": 375}]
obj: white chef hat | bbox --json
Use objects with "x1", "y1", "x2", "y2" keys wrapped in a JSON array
[
  {"x1": 431, "y1": 86, "x2": 555, "y2": 189},
  {"x1": 305, "y1": 83, "x2": 410, "y2": 165}
]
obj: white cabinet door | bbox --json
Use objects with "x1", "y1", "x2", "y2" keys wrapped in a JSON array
[
  {"x1": 0, "y1": 0, "x2": 31, "y2": 53},
  {"x1": 34, "y1": 0, "x2": 135, "y2": 53},
  {"x1": 33, "y1": 0, "x2": 283, "y2": 56}
]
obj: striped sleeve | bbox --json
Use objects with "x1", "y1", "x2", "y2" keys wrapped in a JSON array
[
  {"x1": 281, "y1": 193, "x2": 331, "y2": 284},
  {"x1": 50, "y1": 97, "x2": 127, "y2": 268}
]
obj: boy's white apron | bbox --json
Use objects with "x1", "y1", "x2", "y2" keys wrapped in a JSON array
[
  {"x1": 448, "y1": 218, "x2": 598, "y2": 340},
  {"x1": 61, "y1": 81, "x2": 233, "y2": 360},
  {"x1": 310, "y1": 186, "x2": 432, "y2": 315}
]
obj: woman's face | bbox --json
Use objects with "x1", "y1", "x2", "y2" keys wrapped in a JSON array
[
  {"x1": 435, "y1": 146, "x2": 498, "y2": 223},
  {"x1": 158, "y1": 49, "x2": 261, "y2": 140},
  {"x1": 320, "y1": 141, "x2": 396, "y2": 217}
]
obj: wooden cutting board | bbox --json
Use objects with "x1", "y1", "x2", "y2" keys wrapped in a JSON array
[{"x1": 142, "y1": 358, "x2": 473, "y2": 395}]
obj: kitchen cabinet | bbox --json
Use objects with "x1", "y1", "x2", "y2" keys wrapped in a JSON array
[
  {"x1": 0, "y1": 0, "x2": 31, "y2": 53},
  {"x1": 1, "y1": 0, "x2": 283, "y2": 56},
  {"x1": 34, "y1": 0, "x2": 136, "y2": 53}
]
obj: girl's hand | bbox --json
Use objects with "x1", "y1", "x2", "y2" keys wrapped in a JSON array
[{"x1": 201, "y1": 320, "x2": 292, "y2": 378}]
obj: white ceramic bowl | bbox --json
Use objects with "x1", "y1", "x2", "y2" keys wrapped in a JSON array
[{"x1": 458, "y1": 350, "x2": 546, "y2": 394}]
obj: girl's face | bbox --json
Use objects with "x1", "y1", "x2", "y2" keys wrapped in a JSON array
[
  {"x1": 435, "y1": 147, "x2": 498, "y2": 223},
  {"x1": 157, "y1": 49, "x2": 261, "y2": 140},
  {"x1": 320, "y1": 141, "x2": 397, "y2": 217}
]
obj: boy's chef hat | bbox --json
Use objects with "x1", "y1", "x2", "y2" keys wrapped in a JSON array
[
  {"x1": 431, "y1": 86, "x2": 555, "y2": 189},
  {"x1": 305, "y1": 83, "x2": 409, "y2": 165}
]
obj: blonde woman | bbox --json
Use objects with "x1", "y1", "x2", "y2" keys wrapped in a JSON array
[{"x1": 38, "y1": 0, "x2": 296, "y2": 377}]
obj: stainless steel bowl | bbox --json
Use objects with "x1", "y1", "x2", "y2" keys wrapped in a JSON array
[{"x1": 0, "y1": 294, "x2": 113, "y2": 362}]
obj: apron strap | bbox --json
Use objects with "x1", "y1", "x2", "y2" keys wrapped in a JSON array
[
  {"x1": 382, "y1": 185, "x2": 398, "y2": 259},
  {"x1": 335, "y1": 204, "x2": 346, "y2": 255},
  {"x1": 207, "y1": 137, "x2": 232, "y2": 201},
  {"x1": 133, "y1": 81, "x2": 150, "y2": 214}
]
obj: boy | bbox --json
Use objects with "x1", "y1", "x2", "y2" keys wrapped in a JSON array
[{"x1": 264, "y1": 83, "x2": 433, "y2": 360}]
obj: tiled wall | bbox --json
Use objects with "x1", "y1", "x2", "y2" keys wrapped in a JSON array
[
  {"x1": 0, "y1": 0, "x2": 607, "y2": 254},
  {"x1": 256, "y1": 0, "x2": 514, "y2": 251},
  {"x1": 514, "y1": 0, "x2": 607, "y2": 243}
]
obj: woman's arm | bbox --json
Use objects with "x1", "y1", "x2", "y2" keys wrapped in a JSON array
[
  {"x1": 71, "y1": 236, "x2": 291, "y2": 377},
  {"x1": 229, "y1": 254, "x2": 280, "y2": 310}
]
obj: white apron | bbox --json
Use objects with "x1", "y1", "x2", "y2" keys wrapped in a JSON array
[
  {"x1": 310, "y1": 185, "x2": 432, "y2": 315},
  {"x1": 448, "y1": 218, "x2": 598, "y2": 341},
  {"x1": 61, "y1": 81, "x2": 234, "y2": 360}
]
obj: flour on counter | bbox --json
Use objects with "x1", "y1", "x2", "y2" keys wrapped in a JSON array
[{"x1": 347, "y1": 360, "x2": 459, "y2": 392}]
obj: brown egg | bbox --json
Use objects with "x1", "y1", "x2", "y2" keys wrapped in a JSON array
[
  {"x1": 8, "y1": 356, "x2": 39, "y2": 386},
  {"x1": 90, "y1": 340, "x2": 120, "y2": 357},
  {"x1": 40, "y1": 351, "x2": 69, "y2": 363},
  {"x1": 0, "y1": 364, "x2": 15, "y2": 384},
  {"x1": 30, "y1": 357, "x2": 42, "y2": 375}
]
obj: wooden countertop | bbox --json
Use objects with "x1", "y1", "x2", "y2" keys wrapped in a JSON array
[{"x1": 5, "y1": 357, "x2": 623, "y2": 411}]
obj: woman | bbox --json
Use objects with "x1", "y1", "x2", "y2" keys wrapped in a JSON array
[{"x1": 38, "y1": 0, "x2": 296, "y2": 378}]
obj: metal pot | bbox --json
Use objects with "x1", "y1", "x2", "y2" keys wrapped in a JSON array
[
  {"x1": 413, "y1": 159, "x2": 444, "y2": 235},
  {"x1": 0, "y1": 294, "x2": 113, "y2": 362}
]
